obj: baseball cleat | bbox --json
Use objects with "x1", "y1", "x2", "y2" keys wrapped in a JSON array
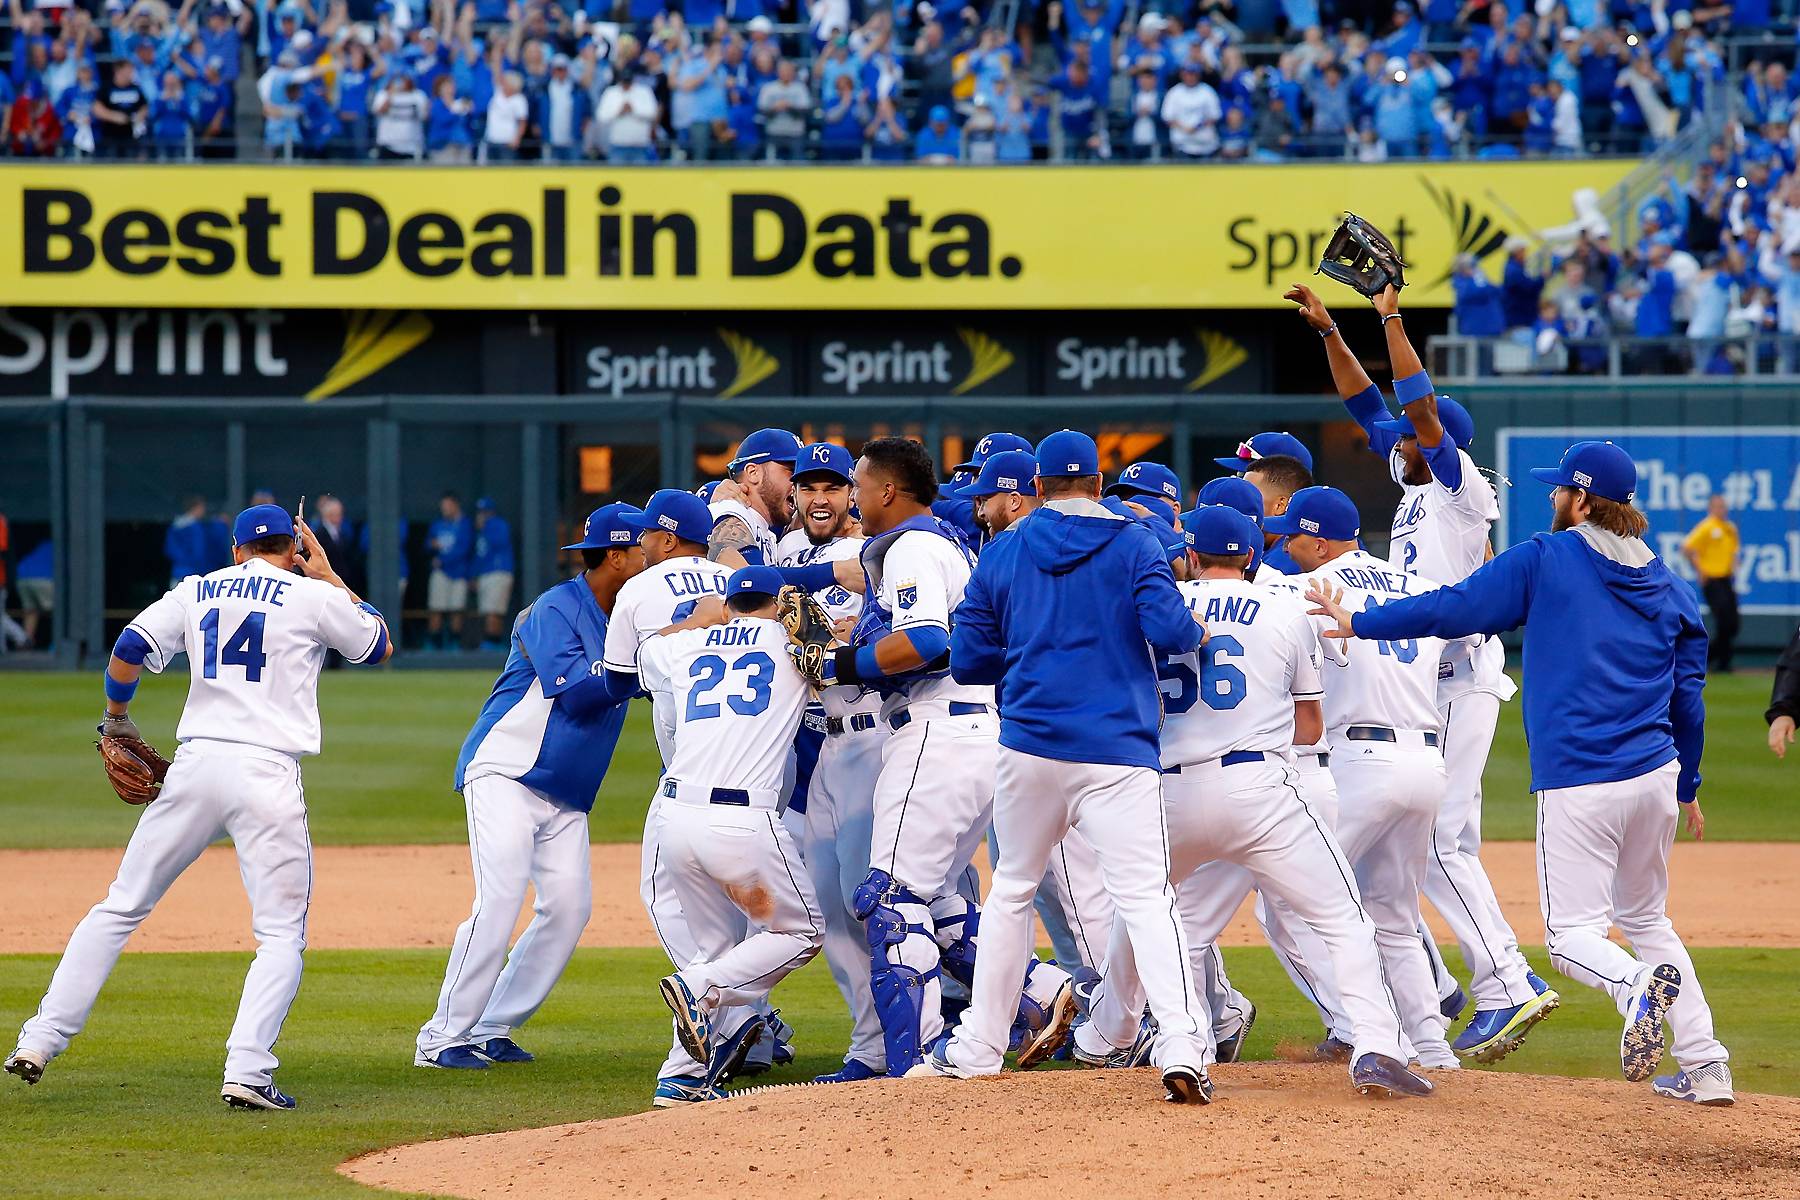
[
  {"x1": 1452, "y1": 987, "x2": 1561, "y2": 1064},
  {"x1": 1015, "y1": 977, "x2": 1077, "y2": 1070},
  {"x1": 659, "y1": 974, "x2": 712, "y2": 1064},
  {"x1": 1620, "y1": 964, "x2": 1682, "y2": 1083},
  {"x1": 1314, "y1": 1035, "x2": 1354, "y2": 1064},
  {"x1": 1161, "y1": 1064, "x2": 1213, "y2": 1105},
  {"x1": 221, "y1": 1081, "x2": 297, "y2": 1111},
  {"x1": 903, "y1": 1035, "x2": 976, "y2": 1079},
  {"x1": 1214, "y1": 1002, "x2": 1256, "y2": 1064},
  {"x1": 707, "y1": 1016, "x2": 767, "y2": 1085},
  {"x1": 413, "y1": 1046, "x2": 491, "y2": 1070},
  {"x1": 651, "y1": 1073, "x2": 725, "y2": 1107},
  {"x1": 1653, "y1": 1062, "x2": 1734, "y2": 1107},
  {"x1": 767, "y1": 1009, "x2": 796, "y2": 1066},
  {"x1": 812, "y1": 1058, "x2": 884, "y2": 1084},
  {"x1": 4, "y1": 1048, "x2": 46, "y2": 1085},
  {"x1": 1352, "y1": 1053, "x2": 1435, "y2": 1099},
  {"x1": 1439, "y1": 985, "x2": 1468, "y2": 1023},
  {"x1": 473, "y1": 1037, "x2": 534, "y2": 1064}
]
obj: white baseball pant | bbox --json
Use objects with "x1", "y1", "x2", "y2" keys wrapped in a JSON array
[
  {"x1": 1536, "y1": 761, "x2": 1728, "y2": 1070},
  {"x1": 1424, "y1": 691, "x2": 1534, "y2": 1010},
  {"x1": 18, "y1": 743, "x2": 311, "y2": 1089},
  {"x1": 951, "y1": 749, "x2": 1206, "y2": 1075},
  {"x1": 802, "y1": 722, "x2": 887, "y2": 1070},
  {"x1": 1331, "y1": 738, "x2": 1454, "y2": 1065},
  {"x1": 1257, "y1": 758, "x2": 1355, "y2": 1043},
  {"x1": 658, "y1": 798, "x2": 823, "y2": 1035},
  {"x1": 1085, "y1": 758, "x2": 1408, "y2": 1065},
  {"x1": 1039, "y1": 828, "x2": 1114, "y2": 971},
  {"x1": 417, "y1": 775, "x2": 592, "y2": 1058}
]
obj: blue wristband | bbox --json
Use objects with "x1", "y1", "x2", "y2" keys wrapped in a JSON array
[{"x1": 104, "y1": 673, "x2": 139, "y2": 705}]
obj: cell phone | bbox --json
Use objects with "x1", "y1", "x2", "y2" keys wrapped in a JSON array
[{"x1": 296, "y1": 494, "x2": 307, "y2": 556}]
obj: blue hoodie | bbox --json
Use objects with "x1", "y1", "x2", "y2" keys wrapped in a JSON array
[
  {"x1": 1353, "y1": 524, "x2": 1706, "y2": 801},
  {"x1": 951, "y1": 499, "x2": 1202, "y2": 770}
]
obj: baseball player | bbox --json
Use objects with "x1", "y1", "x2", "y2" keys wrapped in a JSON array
[
  {"x1": 6, "y1": 506, "x2": 393, "y2": 1109},
  {"x1": 772, "y1": 442, "x2": 890, "y2": 1083},
  {"x1": 1289, "y1": 279, "x2": 1557, "y2": 1062},
  {"x1": 1079, "y1": 505, "x2": 1432, "y2": 1099},
  {"x1": 644, "y1": 566, "x2": 826, "y2": 1104},
  {"x1": 592, "y1": 489, "x2": 764, "y2": 1101},
  {"x1": 934, "y1": 432, "x2": 1033, "y2": 546},
  {"x1": 928, "y1": 430, "x2": 1211, "y2": 1104},
  {"x1": 1267, "y1": 486, "x2": 1459, "y2": 1069},
  {"x1": 822, "y1": 436, "x2": 1071, "y2": 1077},
  {"x1": 1240, "y1": 453, "x2": 1314, "y2": 576},
  {"x1": 1309, "y1": 440, "x2": 1732, "y2": 1105},
  {"x1": 414, "y1": 503, "x2": 644, "y2": 1070},
  {"x1": 1104, "y1": 461, "x2": 1182, "y2": 525},
  {"x1": 1215, "y1": 430, "x2": 1315, "y2": 479},
  {"x1": 709, "y1": 428, "x2": 803, "y2": 566},
  {"x1": 955, "y1": 451, "x2": 1116, "y2": 978}
]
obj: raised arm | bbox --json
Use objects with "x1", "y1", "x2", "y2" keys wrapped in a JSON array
[{"x1": 1286, "y1": 281, "x2": 1396, "y2": 454}]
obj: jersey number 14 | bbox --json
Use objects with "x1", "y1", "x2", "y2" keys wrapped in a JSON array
[
  {"x1": 1158, "y1": 635, "x2": 1247, "y2": 713},
  {"x1": 198, "y1": 609, "x2": 268, "y2": 682}
]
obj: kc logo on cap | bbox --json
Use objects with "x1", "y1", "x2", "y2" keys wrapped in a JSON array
[{"x1": 1299, "y1": 517, "x2": 1321, "y2": 534}]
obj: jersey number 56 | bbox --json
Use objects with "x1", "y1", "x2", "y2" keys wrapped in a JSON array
[{"x1": 1157, "y1": 635, "x2": 1247, "y2": 714}]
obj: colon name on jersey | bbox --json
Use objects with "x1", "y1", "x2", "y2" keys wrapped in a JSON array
[
  {"x1": 1312, "y1": 550, "x2": 1447, "y2": 739},
  {"x1": 125, "y1": 558, "x2": 385, "y2": 757},
  {"x1": 639, "y1": 617, "x2": 809, "y2": 795},
  {"x1": 601, "y1": 555, "x2": 732, "y2": 674},
  {"x1": 1158, "y1": 577, "x2": 1323, "y2": 768}
]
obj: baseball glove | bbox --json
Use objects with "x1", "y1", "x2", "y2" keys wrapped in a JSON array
[
  {"x1": 96, "y1": 733, "x2": 172, "y2": 806},
  {"x1": 1317, "y1": 212, "x2": 1407, "y2": 298},
  {"x1": 776, "y1": 585, "x2": 836, "y2": 689}
]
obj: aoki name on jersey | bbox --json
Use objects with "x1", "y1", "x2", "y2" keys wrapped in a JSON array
[
  {"x1": 195, "y1": 574, "x2": 293, "y2": 606},
  {"x1": 706, "y1": 623, "x2": 763, "y2": 647}
]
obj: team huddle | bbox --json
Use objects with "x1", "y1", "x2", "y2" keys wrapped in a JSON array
[{"x1": 5, "y1": 284, "x2": 1733, "y2": 1112}]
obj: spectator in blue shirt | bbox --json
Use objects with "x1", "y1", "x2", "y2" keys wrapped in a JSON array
[
  {"x1": 996, "y1": 90, "x2": 1034, "y2": 162},
  {"x1": 200, "y1": 3, "x2": 248, "y2": 86},
  {"x1": 915, "y1": 103, "x2": 960, "y2": 161},
  {"x1": 191, "y1": 57, "x2": 233, "y2": 157},
  {"x1": 148, "y1": 69, "x2": 191, "y2": 158},
  {"x1": 427, "y1": 493, "x2": 475, "y2": 651},
  {"x1": 866, "y1": 93, "x2": 910, "y2": 160},
  {"x1": 1452, "y1": 255, "x2": 1507, "y2": 336},
  {"x1": 1501, "y1": 240, "x2": 1544, "y2": 329},
  {"x1": 1373, "y1": 59, "x2": 1420, "y2": 155},
  {"x1": 300, "y1": 71, "x2": 339, "y2": 157},
  {"x1": 1524, "y1": 80, "x2": 1556, "y2": 153},
  {"x1": 1372, "y1": 1, "x2": 1422, "y2": 62},
  {"x1": 820, "y1": 74, "x2": 871, "y2": 160},
  {"x1": 426, "y1": 73, "x2": 474, "y2": 162},
  {"x1": 164, "y1": 496, "x2": 228, "y2": 584},
  {"x1": 472, "y1": 498, "x2": 516, "y2": 650},
  {"x1": 336, "y1": 39, "x2": 375, "y2": 159},
  {"x1": 1489, "y1": 41, "x2": 1537, "y2": 130},
  {"x1": 1307, "y1": 60, "x2": 1352, "y2": 146},
  {"x1": 673, "y1": 39, "x2": 728, "y2": 160},
  {"x1": 1633, "y1": 242, "x2": 1678, "y2": 337},
  {"x1": 1050, "y1": 56, "x2": 1104, "y2": 159}
]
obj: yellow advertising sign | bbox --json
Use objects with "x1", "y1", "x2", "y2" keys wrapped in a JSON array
[{"x1": 0, "y1": 161, "x2": 1633, "y2": 310}]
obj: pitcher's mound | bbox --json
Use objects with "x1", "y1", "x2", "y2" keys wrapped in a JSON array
[{"x1": 343, "y1": 1064, "x2": 1800, "y2": 1200}]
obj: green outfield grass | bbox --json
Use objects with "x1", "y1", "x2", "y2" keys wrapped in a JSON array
[
  {"x1": 2, "y1": 945, "x2": 1795, "y2": 1200},
  {"x1": 2, "y1": 669, "x2": 1791, "y2": 848}
]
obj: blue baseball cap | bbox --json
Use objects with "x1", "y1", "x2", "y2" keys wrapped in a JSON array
[
  {"x1": 232, "y1": 504, "x2": 295, "y2": 547},
  {"x1": 476, "y1": 496, "x2": 497, "y2": 512},
  {"x1": 1374, "y1": 396, "x2": 1476, "y2": 448},
  {"x1": 693, "y1": 480, "x2": 722, "y2": 503},
  {"x1": 952, "y1": 431, "x2": 1033, "y2": 473},
  {"x1": 792, "y1": 441, "x2": 854, "y2": 483},
  {"x1": 1264, "y1": 486, "x2": 1361, "y2": 540},
  {"x1": 1150, "y1": 511, "x2": 1189, "y2": 564},
  {"x1": 1215, "y1": 431, "x2": 1314, "y2": 474},
  {"x1": 727, "y1": 565, "x2": 784, "y2": 599},
  {"x1": 1104, "y1": 461, "x2": 1181, "y2": 506},
  {"x1": 728, "y1": 428, "x2": 803, "y2": 472},
  {"x1": 621, "y1": 489, "x2": 715, "y2": 544},
  {"x1": 955, "y1": 449, "x2": 1037, "y2": 498},
  {"x1": 1195, "y1": 475, "x2": 1265, "y2": 527},
  {"x1": 1036, "y1": 429, "x2": 1100, "y2": 477},
  {"x1": 562, "y1": 502, "x2": 644, "y2": 551},
  {"x1": 1528, "y1": 440, "x2": 1636, "y2": 503},
  {"x1": 1182, "y1": 504, "x2": 1259, "y2": 556}
]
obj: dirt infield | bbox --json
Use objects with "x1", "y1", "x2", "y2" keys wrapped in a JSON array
[
  {"x1": 4, "y1": 840, "x2": 1798, "y2": 953},
  {"x1": 341, "y1": 1065, "x2": 1800, "y2": 1200}
]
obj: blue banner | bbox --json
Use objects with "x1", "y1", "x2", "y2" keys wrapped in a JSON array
[{"x1": 1496, "y1": 427, "x2": 1800, "y2": 614}]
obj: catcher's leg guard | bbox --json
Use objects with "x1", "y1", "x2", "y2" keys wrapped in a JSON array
[
  {"x1": 930, "y1": 893, "x2": 980, "y2": 991},
  {"x1": 856, "y1": 870, "x2": 940, "y2": 1076}
]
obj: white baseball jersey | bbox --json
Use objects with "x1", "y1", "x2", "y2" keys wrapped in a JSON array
[
  {"x1": 1308, "y1": 549, "x2": 1447, "y2": 740},
  {"x1": 601, "y1": 555, "x2": 732, "y2": 674},
  {"x1": 710, "y1": 497, "x2": 779, "y2": 565},
  {"x1": 776, "y1": 529, "x2": 882, "y2": 722},
  {"x1": 639, "y1": 617, "x2": 809, "y2": 793},
  {"x1": 125, "y1": 559, "x2": 385, "y2": 757},
  {"x1": 869, "y1": 527, "x2": 992, "y2": 716},
  {"x1": 1159, "y1": 578, "x2": 1324, "y2": 767},
  {"x1": 1387, "y1": 443, "x2": 1513, "y2": 704}
]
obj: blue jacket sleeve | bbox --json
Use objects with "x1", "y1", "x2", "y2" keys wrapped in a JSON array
[
  {"x1": 1670, "y1": 590, "x2": 1708, "y2": 803},
  {"x1": 774, "y1": 561, "x2": 837, "y2": 592},
  {"x1": 949, "y1": 555, "x2": 1006, "y2": 685},
  {"x1": 1133, "y1": 533, "x2": 1203, "y2": 656},
  {"x1": 1353, "y1": 538, "x2": 1542, "y2": 641},
  {"x1": 1343, "y1": 383, "x2": 1400, "y2": 458},
  {"x1": 519, "y1": 596, "x2": 605, "y2": 699}
]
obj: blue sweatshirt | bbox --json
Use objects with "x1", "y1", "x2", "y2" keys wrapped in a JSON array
[
  {"x1": 473, "y1": 515, "x2": 515, "y2": 575},
  {"x1": 1353, "y1": 526, "x2": 1706, "y2": 801},
  {"x1": 951, "y1": 499, "x2": 1202, "y2": 770}
]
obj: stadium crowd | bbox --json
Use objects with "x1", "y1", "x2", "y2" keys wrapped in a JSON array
[
  {"x1": 0, "y1": 0, "x2": 1771, "y2": 163},
  {"x1": 1450, "y1": 111, "x2": 1800, "y2": 375}
]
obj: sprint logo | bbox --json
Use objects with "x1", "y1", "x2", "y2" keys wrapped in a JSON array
[
  {"x1": 583, "y1": 327, "x2": 781, "y2": 399},
  {"x1": 817, "y1": 327, "x2": 1015, "y2": 395},
  {"x1": 306, "y1": 310, "x2": 434, "y2": 401},
  {"x1": 1184, "y1": 329, "x2": 1248, "y2": 393},
  {"x1": 1419, "y1": 176, "x2": 1510, "y2": 286}
]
